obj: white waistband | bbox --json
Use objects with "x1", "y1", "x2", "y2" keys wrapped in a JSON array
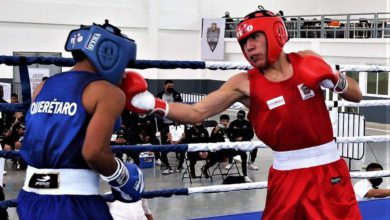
[
  {"x1": 23, "y1": 166, "x2": 100, "y2": 195},
  {"x1": 273, "y1": 141, "x2": 340, "y2": 170}
]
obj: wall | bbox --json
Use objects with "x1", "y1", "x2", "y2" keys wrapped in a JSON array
[
  {"x1": 0, "y1": 0, "x2": 203, "y2": 78},
  {"x1": 360, "y1": 97, "x2": 390, "y2": 123},
  {"x1": 1, "y1": 0, "x2": 389, "y2": 78}
]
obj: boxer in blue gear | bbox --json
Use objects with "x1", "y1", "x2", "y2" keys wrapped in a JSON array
[{"x1": 17, "y1": 21, "x2": 144, "y2": 220}]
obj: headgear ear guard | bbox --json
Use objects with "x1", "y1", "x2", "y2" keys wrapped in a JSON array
[
  {"x1": 236, "y1": 6, "x2": 289, "y2": 67},
  {"x1": 65, "y1": 20, "x2": 137, "y2": 85}
]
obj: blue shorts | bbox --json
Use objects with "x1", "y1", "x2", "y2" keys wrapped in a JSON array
[{"x1": 17, "y1": 190, "x2": 113, "y2": 220}]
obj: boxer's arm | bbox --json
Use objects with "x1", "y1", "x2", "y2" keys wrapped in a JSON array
[
  {"x1": 168, "y1": 73, "x2": 249, "y2": 123},
  {"x1": 365, "y1": 188, "x2": 390, "y2": 198},
  {"x1": 340, "y1": 76, "x2": 362, "y2": 103},
  {"x1": 82, "y1": 81, "x2": 125, "y2": 176}
]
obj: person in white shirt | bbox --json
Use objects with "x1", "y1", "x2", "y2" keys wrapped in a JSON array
[
  {"x1": 353, "y1": 163, "x2": 390, "y2": 200},
  {"x1": 108, "y1": 198, "x2": 154, "y2": 220}
]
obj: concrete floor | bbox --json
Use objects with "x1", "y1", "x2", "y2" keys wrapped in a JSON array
[{"x1": 2, "y1": 121, "x2": 389, "y2": 220}]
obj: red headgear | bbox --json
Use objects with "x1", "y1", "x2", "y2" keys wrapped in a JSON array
[{"x1": 236, "y1": 8, "x2": 289, "y2": 67}]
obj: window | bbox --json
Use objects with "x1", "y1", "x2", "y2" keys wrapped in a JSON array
[
  {"x1": 366, "y1": 72, "x2": 389, "y2": 96},
  {"x1": 346, "y1": 71, "x2": 359, "y2": 83}
]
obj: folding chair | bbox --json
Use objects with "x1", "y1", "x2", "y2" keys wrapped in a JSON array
[
  {"x1": 210, "y1": 160, "x2": 241, "y2": 181},
  {"x1": 182, "y1": 154, "x2": 211, "y2": 183}
]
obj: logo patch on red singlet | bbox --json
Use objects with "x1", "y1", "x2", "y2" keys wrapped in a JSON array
[
  {"x1": 297, "y1": 84, "x2": 315, "y2": 100},
  {"x1": 331, "y1": 176, "x2": 341, "y2": 185},
  {"x1": 266, "y1": 96, "x2": 285, "y2": 110}
]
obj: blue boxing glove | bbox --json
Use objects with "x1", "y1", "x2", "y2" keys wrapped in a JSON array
[{"x1": 101, "y1": 157, "x2": 144, "y2": 203}]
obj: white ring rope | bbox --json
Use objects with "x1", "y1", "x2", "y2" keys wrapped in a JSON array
[
  {"x1": 350, "y1": 170, "x2": 390, "y2": 179},
  {"x1": 326, "y1": 100, "x2": 390, "y2": 107},
  {"x1": 187, "y1": 135, "x2": 390, "y2": 152},
  {"x1": 188, "y1": 169, "x2": 390, "y2": 194},
  {"x1": 205, "y1": 62, "x2": 252, "y2": 70},
  {"x1": 339, "y1": 64, "x2": 390, "y2": 72},
  {"x1": 188, "y1": 182, "x2": 268, "y2": 194},
  {"x1": 229, "y1": 100, "x2": 390, "y2": 110},
  {"x1": 188, "y1": 141, "x2": 266, "y2": 152},
  {"x1": 336, "y1": 135, "x2": 390, "y2": 143},
  {"x1": 204, "y1": 62, "x2": 390, "y2": 72}
]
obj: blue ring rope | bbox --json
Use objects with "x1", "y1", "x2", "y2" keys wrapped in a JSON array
[
  {"x1": 0, "y1": 187, "x2": 190, "y2": 208},
  {"x1": 0, "y1": 56, "x2": 206, "y2": 69},
  {"x1": 0, "y1": 145, "x2": 190, "y2": 160}
]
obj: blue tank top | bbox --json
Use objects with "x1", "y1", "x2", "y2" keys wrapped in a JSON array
[{"x1": 20, "y1": 71, "x2": 103, "y2": 169}]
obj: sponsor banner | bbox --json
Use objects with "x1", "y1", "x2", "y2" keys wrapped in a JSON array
[
  {"x1": 28, "y1": 68, "x2": 50, "y2": 95},
  {"x1": 201, "y1": 18, "x2": 225, "y2": 61},
  {"x1": 0, "y1": 82, "x2": 11, "y2": 102}
]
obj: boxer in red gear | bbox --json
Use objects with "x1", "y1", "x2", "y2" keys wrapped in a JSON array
[{"x1": 125, "y1": 7, "x2": 363, "y2": 219}]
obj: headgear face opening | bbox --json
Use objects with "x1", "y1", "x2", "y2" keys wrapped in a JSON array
[
  {"x1": 65, "y1": 20, "x2": 137, "y2": 85},
  {"x1": 236, "y1": 7, "x2": 288, "y2": 67}
]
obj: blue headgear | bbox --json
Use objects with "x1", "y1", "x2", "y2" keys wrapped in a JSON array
[{"x1": 65, "y1": 20, "x2": 137, "y2": 85}]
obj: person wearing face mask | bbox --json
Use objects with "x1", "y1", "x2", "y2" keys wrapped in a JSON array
[
  {"x1": 156, "y1": 80, "x2": 183, "y2": 132},
  {"x1": 353, "y1": 163, "x2": 390, "y2": 200},
  {"x1": 228, "y1": 110, "x2": 257, "y2": 170}
]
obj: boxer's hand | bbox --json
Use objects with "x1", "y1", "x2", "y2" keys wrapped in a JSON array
[
  {"x1": 120, "y1": 71, "x2": 169, "y2": 117},
  {"x1": 131, "y1": 91, "x2": 169, "y2": 117},
  {"x1": 101, "y1": 158, "x2": 144, "y2": 203},
  {"x1": 120, "y1": 71, "x2": 149, "y2": 114},
  {"x1": 299, "y1": 55, "x2": 348, "y2": 93}
]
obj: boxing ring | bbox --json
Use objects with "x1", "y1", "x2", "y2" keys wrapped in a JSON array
[{"x1": 0, "y1": 55, "x2": 389, "y2": 219}]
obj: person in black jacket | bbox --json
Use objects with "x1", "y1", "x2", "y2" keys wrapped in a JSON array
[
  {"x1": 185, "y1": 122, "x2": 210, "y2": 178},
  {"x1": 156, "y1": 80, "x2": 182, "y2": 132},
  {"x1": 229, "y1": 110, "x2": 258, "y2": 170},
  {"x1": 222, "y1": 11, "x2": 235, "y2": 38}
]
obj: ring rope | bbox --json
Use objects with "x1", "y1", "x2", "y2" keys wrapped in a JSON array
[
  {"x1": 339, "y1": 64, "x2": 390, "y2": 72},
  {"x1": 1, "y1": 55, "x2": 389, "y2": 72},
  {"x1": 2, "y1": 99, "x2": 387, "y2": 113},
  {"x1": 326, "y1": 100, "x2": 390, "y2": 108},
  {"x1": 335, "y1": 135, "x2": 390, "y2": 143},
  {"x1": 0, "y1": 135, "x2": 388, "y2": 160},
  {"x1": 1, "y1": 173, "x2": 389, "y2": 209},
  {"x1": 350, "y1": 170, "x2": 390, "y2": 179}
]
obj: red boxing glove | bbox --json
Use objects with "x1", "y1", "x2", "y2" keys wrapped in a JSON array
[
  {"x1": 299, "y1": 55, "x2": 348, "y2": 93},
  {"x1": 120, "y1": 71, "x2": 169, "y2": 117},
  {"x1": 120, "y1": 71, "x2": 149, "y2": 114}
]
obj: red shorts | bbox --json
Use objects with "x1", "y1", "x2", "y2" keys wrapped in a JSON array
[{"x1": 262, "y1": 159, "x2": 362, "y2": 220}]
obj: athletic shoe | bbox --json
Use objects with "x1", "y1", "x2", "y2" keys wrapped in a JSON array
[
  {"x1": 233, "y1": 155, "x2": 242, "y2": 164},
  {"x1": 155, "y1": 159, "x2": 162, "y2": 166},
  {"x1": 225, "y1": 163, "x2": 233, "y2": 170},
  {"x1": 244, "y1": 176, "x2": 252, "y2": 183},
  {"x1": 248, "y1": 163, "x2": 259, "y2": 170},
  {"x1": 162, "y1": 169, "x2": 173, "y2": 175}
]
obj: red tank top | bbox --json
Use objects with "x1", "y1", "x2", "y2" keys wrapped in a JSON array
[{"x1": 248, "y1": 53, "x2": 334, "y2": 151}]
